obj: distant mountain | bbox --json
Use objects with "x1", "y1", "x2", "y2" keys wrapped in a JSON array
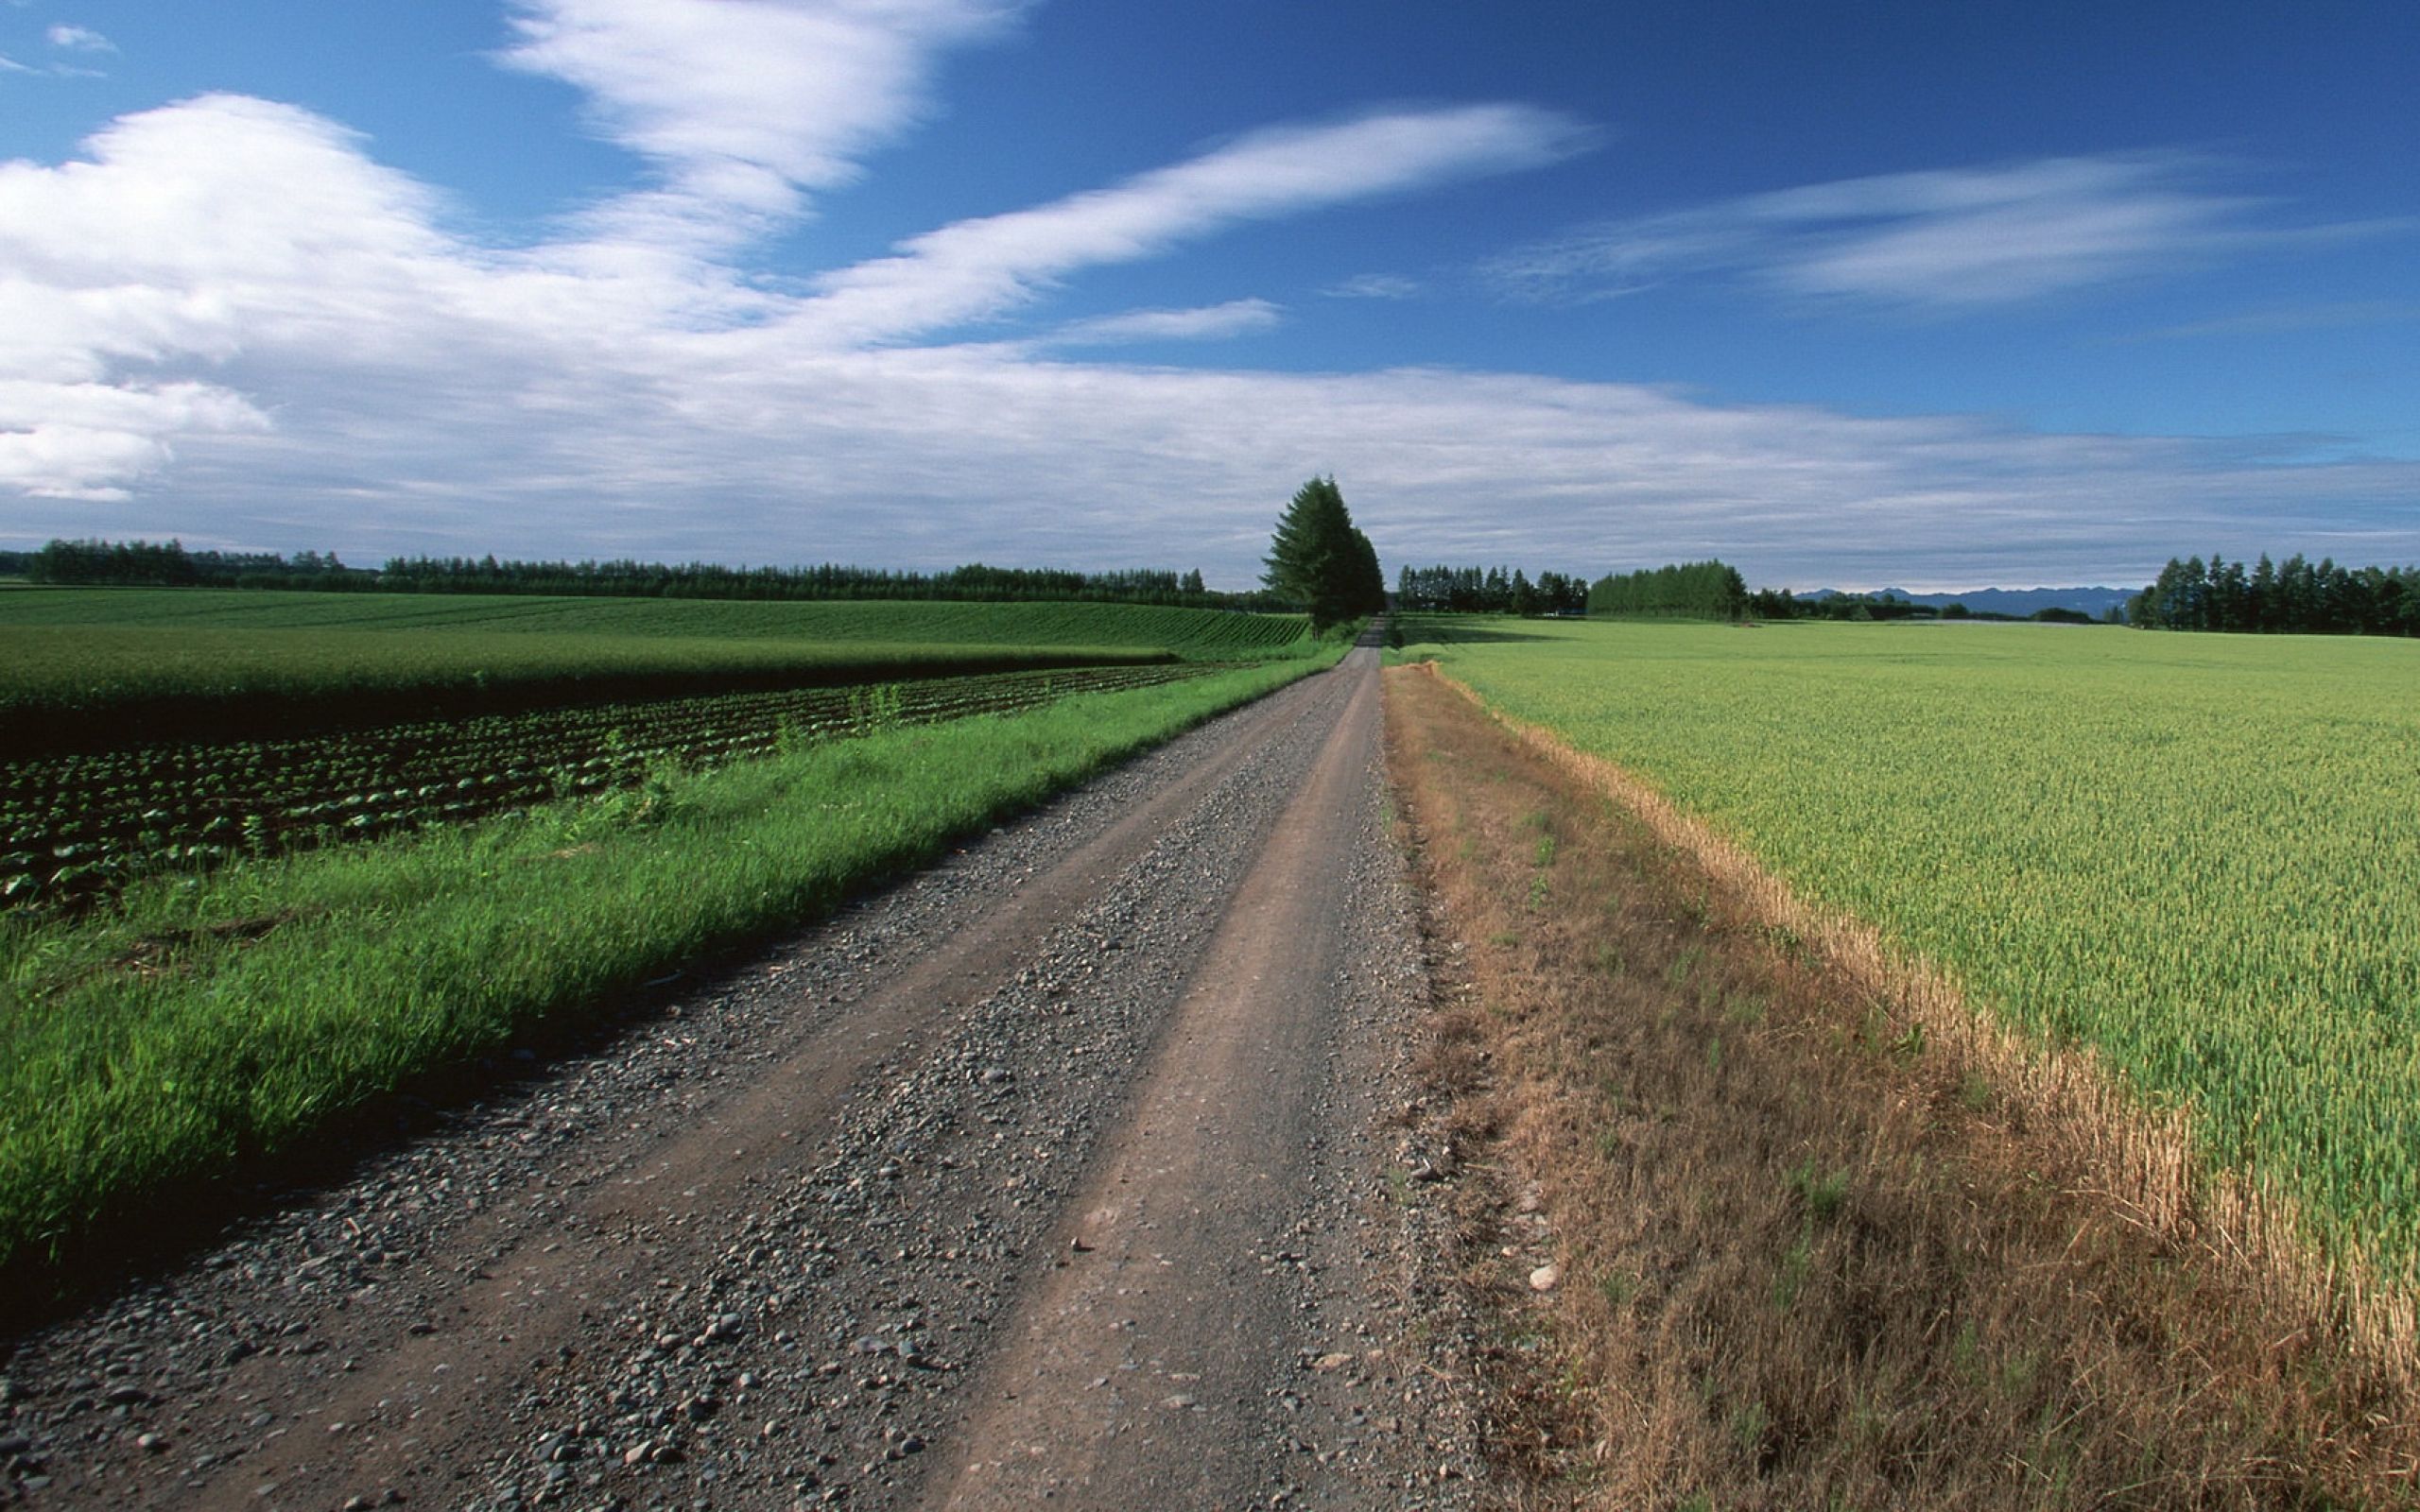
[{"x1": 1800, "y1": 586, "x2": 2134, "y2": 619}]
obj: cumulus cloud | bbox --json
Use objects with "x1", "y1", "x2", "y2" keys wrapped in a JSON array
[{"x1": 1489, "y1": 153, "x2": 2404, "y2": 311}]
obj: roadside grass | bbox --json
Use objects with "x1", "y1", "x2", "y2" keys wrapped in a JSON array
[
  {"x1": 0, "y1": 650, "x2": 1337, "y2": 1302},
  {"x1": 1384, "y1": 662, "x2": 2415, "y2": 1507}
]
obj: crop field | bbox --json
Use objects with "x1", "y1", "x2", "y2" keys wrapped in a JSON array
[
  {"x1": 0, "y1": 586, "x2": 1311, "y2": 653},
  {"x1": 3, "y1": 662, "x2": 1221, "y2": 911},
  {"x1": 0, "y1": 592, "x2": 1309, "y2": 756},
  {"x1": 1402, "y1": 616, "x2": 2420, "y2": 1279},
  {"x1": 0, "y1": 638, "x2": 1343, "y2": 1281}
]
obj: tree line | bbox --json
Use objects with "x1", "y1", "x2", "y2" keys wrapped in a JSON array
[
  {"x1": 24, "y1": 539, "x2": 362, "y2": 590},
  {"x1": 371, "y1": 556, "x2": 1249, "y2": 608},
  {"x1": 2126, "y1": 552, "x2": 2420, "y2": 637},
  {"x1": 1393, "y1": 564, "x2": 1588, "y2": 615},
  {"x1": 1589, "y1": 559, "x2": 1748, "y2": 620},
  {"x1": 14, "y1": 538, "x2": 1281, "y2": 610}
]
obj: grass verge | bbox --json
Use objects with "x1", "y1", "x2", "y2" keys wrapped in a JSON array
[
  {"x1": 0, "y1": 649, "x2": 1337, "y2": 1310},
  {"x1": 1383, "y1": 662, "x2": 2416, "y2": 1508}
]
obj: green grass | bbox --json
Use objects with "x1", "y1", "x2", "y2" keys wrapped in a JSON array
[
  {"x1": 0, "y1": 647, "x2": 1339, "y2": 1284},
  {"x1": 1405, "y1": 615, "x2": 2420, "y2": 1278},
  {"x1": 0, "y1": 590, "x2": 1313, "y2": 755}
]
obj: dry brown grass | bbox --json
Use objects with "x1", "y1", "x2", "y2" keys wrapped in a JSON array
[{"x1": 1383, "y1": 662, "x2": 2418, "y2": 1510}]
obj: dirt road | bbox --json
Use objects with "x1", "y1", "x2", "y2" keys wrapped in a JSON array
[{"x1": 1, "y1": 643, "x2": 1481, "y2": 1510}]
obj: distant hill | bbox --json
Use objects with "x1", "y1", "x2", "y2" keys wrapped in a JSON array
[{"x1": 1801, "y1": 586, "x2": 2133, "y2": 619}]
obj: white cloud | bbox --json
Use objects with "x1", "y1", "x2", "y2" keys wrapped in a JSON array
[
  {"x1": 497, "y1": 0, "x2": 1021, "y2": 251},
  {"x1": 790, "y1": 105, "x2": 1587, "y2": 346},
  {"x1": 1043, "y1": 299, "x2": 1283, "y2": 347},
  {"x1": 1489, "y1": 153, "x2": 2400, "y2": 311},
  {"x1": 45, "y1": 23, "x2": 114, "y2": 52},
  {"x1": 2, "y1": 86, "x2": 2413, "y2": 588}
]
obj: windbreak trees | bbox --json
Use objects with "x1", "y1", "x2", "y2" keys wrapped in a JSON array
[
  {"x1": 1264, "y1": 476, "x2": 1385, "y2": 632},
  {"x1": 1589, "y1": 559, "x2": 1749, "y2": 621}
]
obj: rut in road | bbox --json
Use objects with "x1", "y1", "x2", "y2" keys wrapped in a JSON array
[{"x1": 2, "y1": 641, "x2": 1480, "y2": 1511}]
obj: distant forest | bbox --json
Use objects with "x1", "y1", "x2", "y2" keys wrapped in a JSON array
[
  {"x1": 1394, "y1": 564, "x2": 1589, "y2": 615},
  {"x1": 2126, "y1": 552, "x2": 2420, "y2": 637},
  {"x1": 11, "y1": 539, "x2": 1283, "y2": 610},
  {"x1": 1589, "y1": 560, "x2": 1747, "y2": 619}
]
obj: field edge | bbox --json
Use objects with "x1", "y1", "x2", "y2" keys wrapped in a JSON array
[{"x1": 1410, "y1": 660, "x2": 2419, "y2": 1393}]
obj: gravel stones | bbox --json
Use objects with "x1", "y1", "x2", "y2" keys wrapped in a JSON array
[{"x1": 0, "y1": 648, "x2": 1481, "y2": 1510}]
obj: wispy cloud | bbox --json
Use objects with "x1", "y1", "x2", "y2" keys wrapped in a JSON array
[
  {"x1": 45, "y1": 24, "x2": 114, "y2": 52},
  {"x1": 1042, "y1": 299, "x2": 1283, "y2": 348},
  {"x1": 497, "y1": 0, "x2": 1023, "y2": 251},
  {"x1": 1323, "y1": 273, "x2": 1422, "y2": 300},
  {"x1": 3, "y1": 78, "x2": 2412, "y2": 586},
  {"x1": 2118, "y1": 301, "x2": 2420, "y2": 342},
  {"x1": 1489, "y1": 153, "x2": 2405, "y2": 311},
  {"x1": 791, "y1": 105, "x2": 1585, "y2": 346}
]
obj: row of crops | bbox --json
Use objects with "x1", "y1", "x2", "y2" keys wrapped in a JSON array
[
  {"x1": 0, "y1": 590, "x2": 1314, "y2": 758},
  {"x1": 1407, "y1": 616, "x2": 2420, "y2": 1280},
  {"x1": 3, "y1": 661, "x2": 1224, "y2": 912},
  {"x1": 0, "y1": 586, "x2": 1315, "y2": 653}
]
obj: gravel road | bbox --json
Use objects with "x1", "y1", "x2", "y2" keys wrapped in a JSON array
[{"x1": 1, "y1": 641, "x2": 1483, "y2": 1510}]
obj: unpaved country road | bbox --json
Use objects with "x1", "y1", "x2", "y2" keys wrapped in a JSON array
[{"x1": 1, "y1": 641, "x2": 1485, "y2": 1511}]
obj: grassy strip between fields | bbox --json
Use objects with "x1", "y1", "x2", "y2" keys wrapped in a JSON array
[
  {"x1": 0, "y1": 646, "x2": 1340, "y2": 1291},
  {"x1": 1385, "y1": 663, "x2": 2415, "y2": 1506}
]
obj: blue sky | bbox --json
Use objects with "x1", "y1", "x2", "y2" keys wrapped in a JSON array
[{"x1": 3, "y1": 1, "x2": 2415, "y2": 590}]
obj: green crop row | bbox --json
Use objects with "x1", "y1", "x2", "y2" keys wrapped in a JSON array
[
  {"x1": 0, "y1": 586, "x2": 1312, "y2": 653},
  {"x1": 0, "y1": 646, "x2": 1341, "y2": 1294},
  {"x1": 0, "y1": 592, "x2": 1313, "y2": 757},
  {"x1": 1405, "y1": 616, "x2": 2420, "y2": 1280},
  {"x1": 2, "y1": 662, "x2": 1220, "y2": 912}
]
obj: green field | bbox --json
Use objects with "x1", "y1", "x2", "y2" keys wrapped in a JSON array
[
  {"x1": 1403, "y1": 616, "x2": 2420, "y2": 1278},
  {"x1": 0, "y1": 589, "x2": 1312, "y2": 755},
  {"x1": 0, "y1": 585, "x2": 1309, "y2": 651}
]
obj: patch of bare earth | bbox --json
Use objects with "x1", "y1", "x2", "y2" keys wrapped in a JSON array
[{"x1": 1382, "y1": 661, "x2": 2418, "y2": 1509}]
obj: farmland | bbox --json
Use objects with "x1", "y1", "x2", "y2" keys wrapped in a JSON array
[
  {"x1": 0, "y1": 589, "x2": 1312, "y2": 754},
  {"x1": 0, "y1": 585, "x2": 1311, "y2": 651},
  {"x1": 1400, "y1": 615, "x2": 2420, "y2": 1281},
  {"x1": 3, "y1": 662, "x2": 1225, "y2": 912},
  {"x1": 0, "y1": 591, "x2": 1342, "y2": 1287}
]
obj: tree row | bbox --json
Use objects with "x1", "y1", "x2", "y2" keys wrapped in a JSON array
[
  {"x1": 2126, "y1": 552, "x2": 2420, "y2": 636},
  {"x1": 1393, "y1": 564, "x2": 1588, "y2": 615},
  {"x1": 17, "y1": 539, "x2": 1279, "y2": 610}
]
